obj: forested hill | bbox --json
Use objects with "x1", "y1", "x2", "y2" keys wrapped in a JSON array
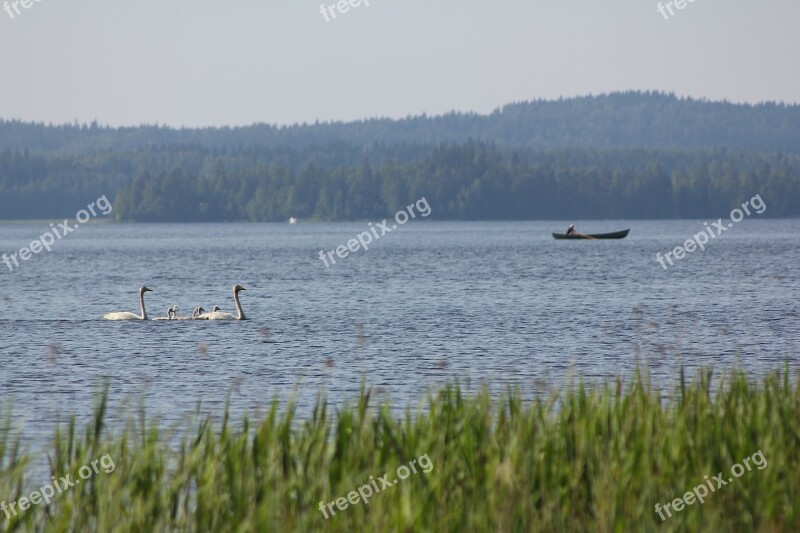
[
  {"x1": 3, "y1": 92, "x2": 800, "y2": 154},
  {"x1": 2, "y1": 92, "x2": 800, "y2": 222}
]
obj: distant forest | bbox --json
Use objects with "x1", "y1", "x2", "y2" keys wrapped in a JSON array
[{"x1": 1, "y1": 91, "x2": 799, "y2": 221}]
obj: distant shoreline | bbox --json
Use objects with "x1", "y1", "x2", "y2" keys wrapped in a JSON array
[{"x1": 1, "y1": 217, "x2": 797, "y2": 224}]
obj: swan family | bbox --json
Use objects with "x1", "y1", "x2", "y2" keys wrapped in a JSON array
[{"x1": 102, "y1": 285, "x2": 247, "y2": 321}]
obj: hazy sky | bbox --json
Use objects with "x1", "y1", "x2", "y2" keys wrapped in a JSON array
[{"x1": 1, "y1": 0, "x2": 798, "y2": 127}]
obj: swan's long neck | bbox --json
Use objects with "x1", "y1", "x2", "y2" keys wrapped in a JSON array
[
  {"x1": 139, "y1": 291, "x2": 148, "y2": 320},
  {"x1": 233, "y1": 290, "x2": 245, "y2": 320}
]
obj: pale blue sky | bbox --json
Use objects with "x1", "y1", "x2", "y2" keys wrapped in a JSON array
[{"x1": 1, "y1": 0, "x2": 797, "y2": 127}]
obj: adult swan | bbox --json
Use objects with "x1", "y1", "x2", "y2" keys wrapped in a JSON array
[
  {"x1": 198, "y1": 285, "x2": 247, "y2": 320},
  {"x1": 103, "y1": 287, "x2": 153, "y2": 320}
]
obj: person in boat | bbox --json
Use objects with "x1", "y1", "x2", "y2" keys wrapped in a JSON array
[{"x1": 566, "y1": 224, "x2": 576, "y2": 236}]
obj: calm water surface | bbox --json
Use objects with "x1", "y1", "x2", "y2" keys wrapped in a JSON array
[{"x1": 1, "y1": 220, "x2": 798, "y2": 451}]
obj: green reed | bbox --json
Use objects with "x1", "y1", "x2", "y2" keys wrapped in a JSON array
[{"x1": 1, "y1": 367, "x2": 798, "y2": 532}]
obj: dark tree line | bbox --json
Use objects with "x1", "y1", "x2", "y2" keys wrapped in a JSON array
[
  {"x1": 0, "y1": 141, "x2": 800, "y2": 222},
  {"x1": 2, "y1": 142, "x2": 795, "y2": 221},
  {"x1": 109, "y1": 145, "x2": 799, "y2": 221}
]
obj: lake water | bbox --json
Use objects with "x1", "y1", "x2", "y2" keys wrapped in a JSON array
[{"x1": 1, "y1": 219, "x2": 799, "y2": 452}]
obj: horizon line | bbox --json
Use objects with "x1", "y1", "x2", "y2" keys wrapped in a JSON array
[{"x1": 2, "y1": 90, "x2": 799, "y2": 131}]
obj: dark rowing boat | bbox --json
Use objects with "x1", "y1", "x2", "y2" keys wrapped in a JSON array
[{"x1": 552, "y1": 229, "x2": 630, "y2": 240}]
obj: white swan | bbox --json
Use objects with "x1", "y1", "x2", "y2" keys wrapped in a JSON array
[
  {"x1": 197, "y1": 285, "x2": 246, "y2": 320},
  {"x1": 102, "y1": 287, "x2": 152, "y2": 320}
]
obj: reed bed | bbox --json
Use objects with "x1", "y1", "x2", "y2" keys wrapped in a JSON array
[{"x1": 1, "y1": 368, "x2": 799, "y2": 532}]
